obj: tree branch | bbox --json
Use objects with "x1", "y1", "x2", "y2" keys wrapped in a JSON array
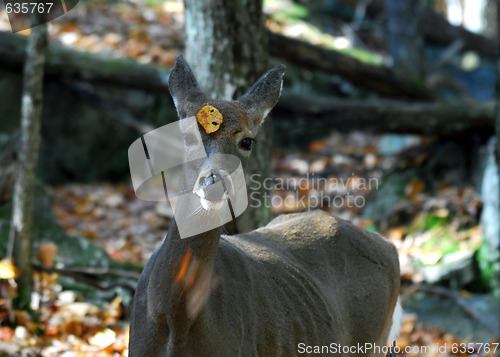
[
  {"x1": 421, "y1": 10, "x2": 497, "y2": 58},
  {"x1": 268, "y1": 31, "x2": 431, "y2": 99},
  {"x1": 33, "y1": 264, "x2": 140, "y2": 293},
  {"x1": 58, "y1": 80, "x2": 154, "y2": 134},
  {"x1": 0, "y1": 31, "x2": 170, "y2": 93},
  {"x1": 363, "y1": 0, "x2": 497, "y2": 57},
  {"x1": 275, "y1": 91, "x2": 495, "y2": 136},
  {"x1": 0, "y1": 31, "x2": 432, "y2": 100},
  {"x1": 413, "y1": 284, "x2": 500, "y2": 337}
]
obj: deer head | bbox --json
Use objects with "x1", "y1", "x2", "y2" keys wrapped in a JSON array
[{"x1": 168, "y1": 56, "x2": 285, "y2": 213}]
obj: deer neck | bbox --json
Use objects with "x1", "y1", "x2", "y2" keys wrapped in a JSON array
[
  {"x1": 166, "y1": 217, "x2": 222, "y2": 268},
  {"x1": 146, "y1": 216, "x2": 222, "y2": 323}
]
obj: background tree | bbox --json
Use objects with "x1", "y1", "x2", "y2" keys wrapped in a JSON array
[
  {"x1": 183, "y1": 0, "x2": 272, "y2": 233},
  {"x1": 9, "y1": 22, "x2": 48, "y2": 308},
  {"x1": 385, "y1": 0, "x2": 426, "y2": 80},
  {"x1": 496, "y1": 0, "x2": 500, "y2": 266}
]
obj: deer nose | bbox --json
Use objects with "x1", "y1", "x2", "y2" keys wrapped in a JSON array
[
  {"x1": 198, "y1": 172, "x2": 227, "y2": 201},
  {"x1": 199, "y1": 172, "x2": 223, "y2": 187}
]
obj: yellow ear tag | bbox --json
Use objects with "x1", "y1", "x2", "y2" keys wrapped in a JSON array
[{"x1": 197, "y1": 105, "x2": 223, "y2": 134}]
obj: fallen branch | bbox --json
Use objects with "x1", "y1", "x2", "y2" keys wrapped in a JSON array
[
  {"x1": 410, "y1": 284, "x2": 500, "y2": 337},
  {"x1": 33, "y1": 264, "x2": 140, "y2": 293},
  {"x1": 0, "y1": 30, "x2": 431, "y2": 100},
  {"x1": 59, "y1": 80, "x2": 154, "y2": 135},
  {"x1": 361, "y1": 0, "x2": 497, "y2": 57},
  {"x1": 422, "y1": 10, "x2": 496, "y2": 58},
  {"x1": 268, "y1": 31, "x2": 431, "y2": 99},
  {"x1": 55, "y1": 79, "x2": 496, "y2": 139},
  {"x1": 0, "y1": 31, "x2": 170, "y2": 93},
  {"x1": 34, "y1": 263, "x2": 141, "y2": 280},
  {"x1": 276, "y1": 91, "x2": 495, "y2": 136}
]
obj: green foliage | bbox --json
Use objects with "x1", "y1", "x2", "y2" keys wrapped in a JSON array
[
  {"x1": 476, "y1": 238, "x2": 500, "y2": 295},
  {"x1": 337, "y1": 48, "x2": 384, "y2": 65},
  {"x1": 409, "y1": 211, "x2": 449, "y2": 233},
  {"x1": 365, "y1": 226, "x2": 378, "y2": 233},
  {"x1": 410, "y1": 211, "x2": 481, "y2": 266},
  {"x1": 140, "y1": 0, "x2": 169, "y2": 6},
  {"x1": 424, "y1": 213, "x2": 448, "y2": 230},
  {"x1": 265, "y1": 0, "x2": 382, "y2": 65},
  {"x1": 420, "y1": 231, "x2": 460, "y2": 258},
  {"x1": 274, "y1": 3, "x2": 309, "y2": 20}
]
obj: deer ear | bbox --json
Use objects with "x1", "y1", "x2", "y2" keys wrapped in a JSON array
[
  {"x1": 168, "y1": 55, "x2": 207, "y2": 119},
  {"x1": 237, "y1": 64, "x2": 285, "y2": 129}
]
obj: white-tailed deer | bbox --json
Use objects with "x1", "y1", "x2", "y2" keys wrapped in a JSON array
[{"x1": 129, "y1": 56, "x2": 401, "y2": 356}]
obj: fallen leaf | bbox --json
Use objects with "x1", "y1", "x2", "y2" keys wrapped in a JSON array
[
  {"x1": 405, "y1": 180, "x2": 425, "y2": 204},
  {"x1": 102, "y1": 296, "x2": 123, "y2": 325},
  {"x1": 88, "y1": 328, "x2": 116, "y2": 348},
  {"x1": 388, "y1": 227, "x2": 406, "y2": 241},
  {"x1": 421, "y1": 251, "x2": 442, "y2": 265},
  {"x1": 0, "y1": 259, "x2": 18, "y2": 279},
  {"x1": 0, "y1": 326, "x2": 15, "y2": 341}
]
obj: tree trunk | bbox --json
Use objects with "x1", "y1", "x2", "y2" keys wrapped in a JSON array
[
  {"x1": 385, "y1": 0, "x2": 426, "y2": 80},
  {"x1": 483, "y1": 0, "x2": 498, "y2": 38},
  {"x1": 10, "y1": 23, "x2": 48, "y2": 308},
  {"x1": 495, "y1": 0, "x2": 500, "y2": 266},
  {"x1": 184, "y1": 0, "x2": 272, "y2": 232}
]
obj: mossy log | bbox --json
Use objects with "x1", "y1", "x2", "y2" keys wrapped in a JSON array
[
  {"x1": 276, "y1": 92, "x2": 495, "y2": 137},
  {"x1": 0, "y1": 31, "x2": 170, "y2": 93}
]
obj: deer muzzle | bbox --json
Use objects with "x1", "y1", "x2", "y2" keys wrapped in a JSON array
[{"x1": 194, "y1": 170, "x2": 233, "y2": 210}]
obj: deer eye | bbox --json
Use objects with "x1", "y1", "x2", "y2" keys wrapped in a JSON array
[{"x1": 239, "y1": 138, "x2": 255, "y2": 151}]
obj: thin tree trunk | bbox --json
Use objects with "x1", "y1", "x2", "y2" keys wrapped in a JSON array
[
  {"x1": 483, "y1": 0, "x2": 498, "y2": 38},
  {"x1": 385, "y1": 0, "x2": 426, "y2": 79},
  {"x1": 10, "y1": 23, "x2": 48, "y2": 308},
  {"x1": 184, "y1": 0, "x2": 272, "y2": 232},
  {"x1": 495, "y1": 0, "x2": 500, "y2": 267}
]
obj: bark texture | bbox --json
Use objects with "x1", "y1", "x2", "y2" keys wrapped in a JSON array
[
  {"x1": 0, "y1": 28, "x2": 430, "y2": 100},
  {"x1": 276, "y1": 92, "x2": 495, "y2": 136},
  {"x1": 11, "y1": 22, "x2": 48, "y2": 308},
  {"x1": 495, "y1": 0, "x2": 500, "y2": 258},
  {"x1": 0, "y1": 32, "x2": 170, "y2": 93},
  {"x1": 268, "y1": 32, "x2": 430, "y2": 99},
  {"x1": 385, "y1": 0, "x2": 426, "y2": 80}
]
